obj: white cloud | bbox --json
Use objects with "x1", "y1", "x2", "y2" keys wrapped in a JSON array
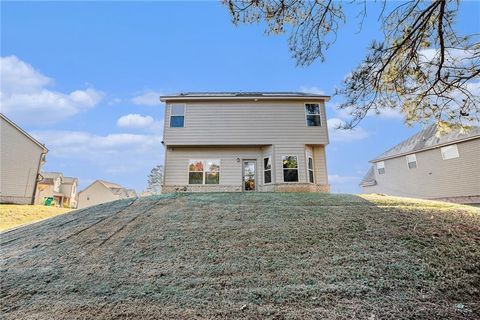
[
  {"x1": 299, "y1": 86, "x2": 326, "y2": 95},
  {"x1": 0, "y1": 55, "x2": 103, "y2": 124},
  {"x1": 131, "y1": 91, "x2": 162, "y2": 106},
  {"x1": 31, "y1": 130, "x2": 164, "y2": 172},
  {"x1": 333, "y1": 104, "x2": 403, "y2": 120},
  {"x1": 328, "y1": 174, "x2": 360, "y2": 184},
  {"x1": 327, "y1": 118, "x2": 369, "y2": 142},
  {"x1": 117, "y1": 114, "x2": 154, "y2": 129}
]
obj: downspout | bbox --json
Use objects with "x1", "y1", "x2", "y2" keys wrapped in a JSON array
[{"x1": 31, "y1": 149, "x2": 47, "y2": 205}]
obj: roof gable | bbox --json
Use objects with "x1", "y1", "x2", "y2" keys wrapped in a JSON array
[{"x1": 0, "y1": 113, "x2": 48, "y2": 152}]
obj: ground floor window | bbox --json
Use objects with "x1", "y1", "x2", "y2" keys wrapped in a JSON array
[
  {"x1": 282, "y1": 156, "x2": 298, "y2": 182},
  {"x1": 307, "y1": 155, "x2": 314, "y2": 183},
  {"x1": 188, "y1": 160, "x2": 220, "y2": 184},
  {"x1": 264, "y1": 156, "x2": 272, "y2": 184}
]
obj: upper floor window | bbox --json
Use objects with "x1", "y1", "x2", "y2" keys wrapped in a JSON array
[
  {"x1": 305, "y1": 103, "x2": 321, "y2": 127},
  {"x1": 406, "y1": 154, "x2": 417, "y2": 169},
  {"x1": 377, "y1": 161, "x2": 385, "y2": 175},
  {"x1": 170, "y1": 104, "x2": 185, "y2": 128},
  {"x1": 307, "y1": 154, "x2": 314, "y2": 183},
  {"x1": 264, "y1": 156, "x2": 272, "y2": 184},
  {"x1": 283, "y1": 156, "x2": 299, "y2": 182},
  {"x1": 441, "y1": 144, "x2": 459, "y2": 160},
  {"x1": 188, "y1": 160, "x2": 220, "y2": 184}
]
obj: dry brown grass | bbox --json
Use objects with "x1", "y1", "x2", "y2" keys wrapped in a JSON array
[
  {"x1": 1, "y1": 193, "x2": 479, "y2": 319},
  {"x1": 0, "y1": 204, "x2": 71, "y2": 231}
]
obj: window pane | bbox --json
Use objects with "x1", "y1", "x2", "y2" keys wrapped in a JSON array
[
  {"x1": 188, "y1": 160, "x2": 203, "y2": 172},
  {"x1": 309, "y1": 170, "x2": 314, "y2": 183},
  {"x1": 283, "y1": 169, "x2": 298, "y2": 182},
  {"x1": 264, "y1": 170, "x2": 272, "y2": 184},
  {"x1": 189, "y1": 172, "x2": 203, "y2": 184},
  {"x1": 244, "y1": 162, "x2": 255, "y2": 175},
  {"x1": 205, "y1": 172, "x2": 219, "y2": 184},
  {"x1": 264, "y1": 157, "x2": 271, "y2": 170},
  {"x1": 171, "y1": 104, "x2": 185, "y2": 116},
  {"x1": 170, "y1": 116, "x2": 184, "y2": 127},
  {"x1": 282, "y1": 156, "x2": 298, "y2": 169},
  {"x1": 206, "y1": 160, "x2": 220, "y2": 172},
  {"x1": 306, "y1": 115, "x2": 321, "y2": 127},
  {"x1": 308, "y1": 157, "x2": 313, "y2": 170},
  {"x1": 378, "y1": 168, "x2": 385, "y2": 175},
  {"x1": 305, "y1": 104, "x2": 320, "y2": 115},
  {"x1": 408, "y1": 162, "x2": 417, "y2": 169}
]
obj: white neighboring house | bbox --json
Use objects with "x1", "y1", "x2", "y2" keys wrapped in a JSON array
[
  {"x1": 0, "y1": 113, "x2": 48, "y2": 204},
  {"x1": 77, "y1": 180, "x2": 137, "y2": 209}
]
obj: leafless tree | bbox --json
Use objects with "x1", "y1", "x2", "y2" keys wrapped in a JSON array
[{"x1": 224, "y1": 0, "x2": 479, "y2": 130}]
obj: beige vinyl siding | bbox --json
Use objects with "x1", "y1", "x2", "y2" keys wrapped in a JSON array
[
  {"x1": 0, "y1": 117, "x2": 45, "y2": 204},
  {"x1": 163, "y1": 101, "x2": 328, "y2": 146},
  {"x1": 312, "y1": 145, "x2": 328, "y2": 185},
  {"x1": 364, "y1": 138, "x2": 480, "y2": 199},
  {"x1": 77, "y1": 181, "x2": 118, "y2": 209},
  {"x1": 165, "y1": 146, "x2": 263, "y2": 186}
]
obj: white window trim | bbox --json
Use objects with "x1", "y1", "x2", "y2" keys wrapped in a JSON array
[
  {"x1": 169, "y1": 103, "x2": 186, "y2": 128},
  {"x1": 441, "y1": 144, "x2": 459, "y2": 160},
  {"x1": 406, "y1": 154, "x2": 417, "y2": 169},
  {"x1": 282, "y1": 155, "x2": 299, "y2": 183},
  {"x1": 306, "y1": 152, "x2": 315, "y2": 183},
  {"x1": 377, "y1": 161, "x2": 385, "y2": 175},
  {"x1": 263, "y1": 155, "x2": 272, "y2": 185},
  {"x1": 304, "y1": 102, "x2": 322, "y2": 127},
  {"x1": 188, "y1": 159, "x2": 220, "y2": 185}
]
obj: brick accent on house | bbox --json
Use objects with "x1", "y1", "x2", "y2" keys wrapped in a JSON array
[{"x1": 162, "y1": 183, "x2": 330, "y2": 193}]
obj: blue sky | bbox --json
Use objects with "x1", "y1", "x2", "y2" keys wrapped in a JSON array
[{"x1": 1, "y1": 1, "x2": 478, "y2": 193}]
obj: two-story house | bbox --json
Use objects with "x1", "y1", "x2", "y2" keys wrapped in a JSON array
[
  {"x1": 360, "y1": 124, "x2": 480, "y2": 204},
  {"x1": 35, "y1": 172, "x2": 79, "y2": 208},
  {"x1": 160, "y1": 92, "x2": 330, "y2": 193}
]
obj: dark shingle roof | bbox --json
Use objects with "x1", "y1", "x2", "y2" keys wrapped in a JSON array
[
  {"x1": 371, "y1": 124, "x2": 480, "y2": 162},
  {"x1": 160, "y1": 91, "x2": 330, "y2": 101},
  {"x1": 359, "y1": 166, "x2": 377, "y2": 187}
]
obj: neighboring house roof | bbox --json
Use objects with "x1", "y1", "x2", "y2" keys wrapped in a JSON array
[
  {"x1": 359, "y1": 166, "x2": 377, "y2": 187},
  {"x1": 79, "y1": 180, "x2": 137, "y2": 199},
  {"x1": 63, "y1": 177, "x2": 78, "y2": 184},
  {"x1": 0, "y1": 113, "x2": 48, "y2": 152},
  {"x1": 371, "y1": 124, "x2": 480, "y2": 162},
  {"x1": 160, "y1": 91, "x2": 330, "y2": 102},
  {"x1": 98, "y1": 180, "x2": 123, "y2": 189},
  {"x1": 39, "y1": 172, "x2": 63, "y2": 185}
]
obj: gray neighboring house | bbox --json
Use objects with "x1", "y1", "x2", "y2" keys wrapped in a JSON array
[
  {"x1": 77, "y1": 180, "x2": 137, "y2": 209},
  {"x1": 0, "y1": 113, "x2": 48, "y2": 204},
  {"x1": 160, "y1": 92, "x2": 330, "y2": 193},
  {"x1": 360, "y1": 124, "x2": 480, "y2": 204}
]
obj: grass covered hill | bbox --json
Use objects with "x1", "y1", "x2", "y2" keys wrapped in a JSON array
[{"x1": 1, "y1": 193, "x2": 479, "y2": 319}]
